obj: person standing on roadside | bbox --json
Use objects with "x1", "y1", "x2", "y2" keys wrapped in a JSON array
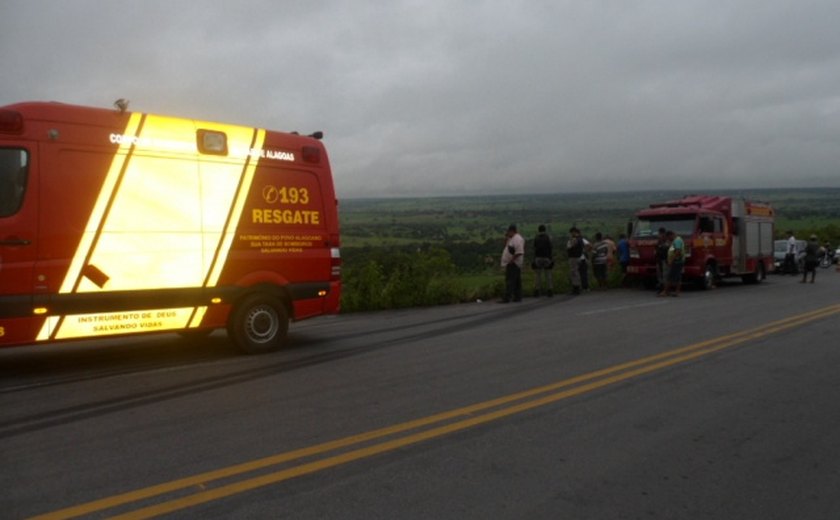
[
  {"x1": 617, "y1": 233, "x2": 631, "y2": 285},
  {"x1": 500, "y1": 224, "x2": 525, "y2": 302},
  {"x1": 592, "y1": 232, "x2": 610, "y2": 289},
  {"x1": 579, "y1": 234, "x2": 592, "y2": 292},
  {"x1": 821, "y1": 240, "x2": 834, "y2": 266},
  {"x1": 532, "y1": 224, "x2": 554, "y2": 297},
  {"x1": 604, "y1": 235, "x2": 617, "y2": 263},
  {"x1": 655, "y1": 227, "x2": 670, "y2": 291},
  {"x1": 659, "y1": 230, "x2": 685, "y2": 297},
  {"x1": 801, "y1": 234, "x2": 820, "y2": 283},
  {"x1": 566, "y1": 227, "x2": 584, "y2": 295},
  {"x1": 785, "y1": 230, "x2": 799, "y2": 275}
]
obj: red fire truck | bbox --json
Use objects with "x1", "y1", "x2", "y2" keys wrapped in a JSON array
[
  {"x1": 626, "y1": 195, "x2": 774, "y2": 289},
  {"x1": 0, "y1": 101, "x2": 341, "y2": 353}
]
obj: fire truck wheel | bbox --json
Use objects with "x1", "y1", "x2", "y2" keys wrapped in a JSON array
[
  {"x1": 741, "y1": 263, "x2": 766, "y2": 285},
  {"x1": 228, "y1": 294, "x2": 289, "y2": 354},
  {"x1": 702, "y1": 263, "x2": 717, "y2": 290}
]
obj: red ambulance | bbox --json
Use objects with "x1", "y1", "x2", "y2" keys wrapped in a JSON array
[{"x1": 0, "y1": 101, "x2": 341, "y2": 353}]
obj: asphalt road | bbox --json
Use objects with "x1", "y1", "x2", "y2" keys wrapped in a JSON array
[{"x1": 2, "y1": 269, "x2": 840, "y2": 519}]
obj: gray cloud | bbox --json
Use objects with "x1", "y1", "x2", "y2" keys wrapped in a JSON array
[{"x1": 2, "y1": 0, "x2": 839, "y2": 197}]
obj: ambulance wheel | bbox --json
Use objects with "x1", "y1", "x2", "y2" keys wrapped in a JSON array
[{"x1": 228, "y1": 294, "x2": 288, "y2": 354}]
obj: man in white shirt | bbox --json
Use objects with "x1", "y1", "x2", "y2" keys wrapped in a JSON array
[
  {"x1": 785, "y1": 231, "x2": 799, "y2": 274},
  {"x1": 501, "y1": 224, "x2": 525, "y2": 302}
]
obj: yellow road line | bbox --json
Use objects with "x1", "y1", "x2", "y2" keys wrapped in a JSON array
[{"x1": 31, "y1": 304, "x2": 840, "y2": 520}]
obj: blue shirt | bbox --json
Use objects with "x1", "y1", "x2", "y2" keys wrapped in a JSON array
[
  {"x1": 617, "y1": 238, "x2": 630, "y2": 264},
  {"x1": 669, "y1": 236, "x2": 685, "y2": 263}
]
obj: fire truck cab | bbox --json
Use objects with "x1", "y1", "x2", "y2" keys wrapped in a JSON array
[
  {"x1": 0, "y1": 101, "x2": 341, "y2": 353},
  {"x1": 627, "y1": 195, "x2": 774, "y2": 289}
]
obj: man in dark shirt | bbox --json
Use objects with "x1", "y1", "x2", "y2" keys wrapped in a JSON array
[{"x1": 532, "y1": 224, "x2": 554, "y2": 297}]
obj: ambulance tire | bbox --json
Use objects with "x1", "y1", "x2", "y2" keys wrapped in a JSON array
[{"x1": 228, "y1": 293, "x2": 289, "y2": 354}]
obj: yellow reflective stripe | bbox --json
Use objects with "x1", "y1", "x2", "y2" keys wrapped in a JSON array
[
  {"x1": 82, "y1": 115, "x2": 203, "y2": 292},
  {"x1": 36, "y1": 316, "x2": 61, "y2": 342},
  {"x1": 39, "y1": 115, "x2": 266, "y2": 340},
  {"x1": 53, "y1": 308, "x2": 197, "y2": 340},
  {"x1": 187, "y1": 306, "x2": 208, "y2": 329},
  {"x1": 206, "y1": 128, "x2": 266, "y2": 288},
  {"x1": 64, "y1": 112, "x2": 145, "y2": 294},
  {"x1": 37, "y1": 113, "x2": 145, "y2": 342}
]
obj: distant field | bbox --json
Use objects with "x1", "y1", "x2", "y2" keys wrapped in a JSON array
[
  {"x1": 340, "y1": 188, "x2": 840, "y2": 249},
  {"x1": 337, "y1": 188, "x2": 840, "y2": 310}
]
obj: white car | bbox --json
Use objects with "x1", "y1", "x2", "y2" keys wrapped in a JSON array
[{"x1": 773, "y1": 239, "x2": 806, "y2": 273}]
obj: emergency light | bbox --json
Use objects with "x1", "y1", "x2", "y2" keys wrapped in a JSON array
[
  {"x1": 0, "y1": 110, "x2": 23, "y2": 133},
  {"x1": 197, "y1": 129, "x2": 228, "y2": 155}
]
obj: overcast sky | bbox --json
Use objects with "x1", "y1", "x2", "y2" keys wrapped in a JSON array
[{"x1": 2, "y1": 1, "x2": 839, "y2": 198}]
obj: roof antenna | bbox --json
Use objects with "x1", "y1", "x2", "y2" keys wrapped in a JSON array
[{"x1": 113, "y1": 98, "x2": 130, "y2": 113}]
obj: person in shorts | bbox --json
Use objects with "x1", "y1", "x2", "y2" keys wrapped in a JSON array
[
  {"x1": 659, "y1": 230, "x2": 684, "y2": 297},
  {"x1": 592, "y1": 232, "x2": 610, "y2": 289}
]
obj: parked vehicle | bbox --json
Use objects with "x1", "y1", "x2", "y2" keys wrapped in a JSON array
[
  {"x1": 626, "y1": 195, "x2": 775, "y2": 288},
  {"x1": 819, "y1": 245, "x2": 835, "y2": 268},
  {"x1": 0, "y1": 101, "x2": 341, "y2": 353},
  {"x1": 773, "y1": 239, "x2": 806, "y2": 274}
]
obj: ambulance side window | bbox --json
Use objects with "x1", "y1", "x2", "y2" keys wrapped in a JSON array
[{"x1": 0, "y1": 148, "x2": 28, "y2": 217}]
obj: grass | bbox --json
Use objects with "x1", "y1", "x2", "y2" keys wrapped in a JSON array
[
  {"x1": 341, "y1": 188, "x2": 840, "y2": 249},
  {"x1": 338, "y1": 188, "x2": 840, "y2": 310}
]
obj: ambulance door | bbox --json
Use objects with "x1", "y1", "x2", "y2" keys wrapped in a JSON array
[{"x1": 0, "y1": 145, "x2": 37, "y2": 345}]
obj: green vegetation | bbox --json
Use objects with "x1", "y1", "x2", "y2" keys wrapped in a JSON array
[{"x1": 339, "y1": 188, "x2": 840, "y2": 311}]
